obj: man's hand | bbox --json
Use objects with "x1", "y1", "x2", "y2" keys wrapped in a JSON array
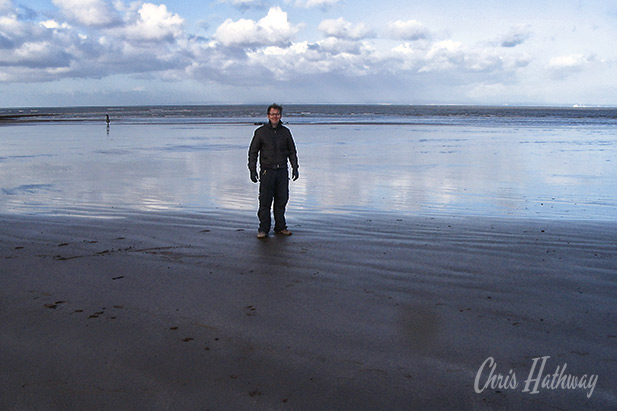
[
  {"x1": 292, "y1": 168, "x2": 299, "y2": 181},
  {"x1": 250, "y1": 170, "x2": 259, "y2": 183}
]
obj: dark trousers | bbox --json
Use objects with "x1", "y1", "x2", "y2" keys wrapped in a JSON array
[{"x1": 258, "y1": 168, "x2": 289, "y2": 233}]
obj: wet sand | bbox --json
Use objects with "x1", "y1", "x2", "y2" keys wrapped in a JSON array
[{"x1": 1, "y1": 210, "x2": 616, "y2": 409}]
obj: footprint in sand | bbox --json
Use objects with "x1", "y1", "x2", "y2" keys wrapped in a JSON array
[
  {"x1": 244, "y1": 305, "x2": 257, "y2": 316},
  {"x1": 88, "y1": 311, "x2": 104, "y2": 319},
  {"x1": 44, "y1": 301, "x2": 67, "y2": 309}
]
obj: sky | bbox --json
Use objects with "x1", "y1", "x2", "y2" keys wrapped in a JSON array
[{"x1": 1, "y1": 0, "x2": 616, "y2": 107}]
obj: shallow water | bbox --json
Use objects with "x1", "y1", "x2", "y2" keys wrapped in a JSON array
[{"x1": 1, "y1": 107, "x2": 616, "y2": 221}]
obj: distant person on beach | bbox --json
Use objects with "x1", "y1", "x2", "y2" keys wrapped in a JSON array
[
  {"x1": 248, "y1": 103, "x2": 299, "y2": 238},
  {"x1": 106, "y1": 115, "x2": 110, "y2": 125}
]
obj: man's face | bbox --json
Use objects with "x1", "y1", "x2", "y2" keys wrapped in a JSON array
[{"x1": 268, "y1": 109, "x2": 281, "y2": 127}]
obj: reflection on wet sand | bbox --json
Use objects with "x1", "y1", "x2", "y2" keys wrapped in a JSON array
[{"x1": 0, "y1": 121, "x2": 616, "y2": 220}]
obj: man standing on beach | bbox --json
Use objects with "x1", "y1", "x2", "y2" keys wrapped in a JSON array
[{"x1": 248, "y1": 104, "x2": 299, "y2": 238}]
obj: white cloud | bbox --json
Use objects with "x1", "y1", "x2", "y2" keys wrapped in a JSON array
[
  {"x1": 40, "y1": 20, "x2": 72, "y2": 30},
  {"x1": 214, "y1": 7, "x2": 300, "y2": 47},
  {"x1": 499, "y1": 25, "x2": 532, "y2": 47},
  {"x1": 549, "y1": 54, "x2": 588, "y2": 70},
  {"x1": 318, "y1": 17, "x2": 374, "y2": 40},
  {"x1": 1, "y1": 0, "x2": 614, "y2": 106},
  {"x1": 14, "y1": 41, "x2": 54, "y2": 61},
  {"x1": 0, "y1": 12, "x2": 22, "y2": 38},
  {"x1": 317, "y1": 37, "x2": 366, "y2": 55},
  {"x1": 407, "y1": 39, "x2": 514, "y2": 75},
  {"x1": 293, "y1": 0, "x2": 340, "y2": 9},
  {"x1": 389, "y1": 20, "x2": 429, "y2": 41},
  {"x1": 4, "y1": 40, "x2": 71, "y2": 69},
  {"x1": 420, "y1": 40, "x2": 463, "y2": 72},
  {"x1": 0, "y1": 0, "x2": 525, "y2": 97},
  {"x1": 122, "y1": 3, "x2": 184, "y2": 42},
  {"x1": 389, "y1": 43, "x2": 423, "y2": 72},
  {"x1": 0, "y1": 0, "x2": 13, "y2": 12},
  {"x1": 220, "y1": 0, "x2": 258, "y2": 5},
  {"x1": 547, "y1": 54, "x2": 595, "y2": 80},
  {"x1": 391, "y1": 43, "x2": 415, "y2": 56},
  {"x1": 217, "y1": 0, "x2": 267, "y2": 10},
  {"x1": 244, "y1": 35, "x2": 381, "y2": 81},
  {"x1": 0, "y1": 1, "x2": 189, "y2": 82},
  {"x1": 0, "y1": 0, "x2": 531, "y2": 100},
  {"x1": 0, "y1": 9, "x2": 49, "y2": 51},
  {"x1": 246, "y1": 46, "x2": 330, "y2": 79},
  {"x1": 52, "y1": 0, "x2": 121, "y2": 27}
]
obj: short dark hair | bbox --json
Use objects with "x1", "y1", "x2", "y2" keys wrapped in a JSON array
[{"x1": 267, "y1": 103, "x2": 283, "y2": 115}]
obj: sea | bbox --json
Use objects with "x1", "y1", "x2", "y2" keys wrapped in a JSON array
[
  {"x1": 1, "y1": 105, "x2": 616, "y2": 221},
  {"x1": 2, "y1": 104, "x2": 617, "y2": 127}
]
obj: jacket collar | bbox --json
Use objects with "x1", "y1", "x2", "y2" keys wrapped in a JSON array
[{"x1": 268, "y1": 120, "x2": 283, "y2": 129}]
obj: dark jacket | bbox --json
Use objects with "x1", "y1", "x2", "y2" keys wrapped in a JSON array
[{"x1": 248, "y1": 121, "x2": 299, "y2": 172}]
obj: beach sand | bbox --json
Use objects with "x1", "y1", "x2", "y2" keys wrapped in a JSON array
[{"x1": 1, "y1": 210, "x2": 615, "y2": 410}]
